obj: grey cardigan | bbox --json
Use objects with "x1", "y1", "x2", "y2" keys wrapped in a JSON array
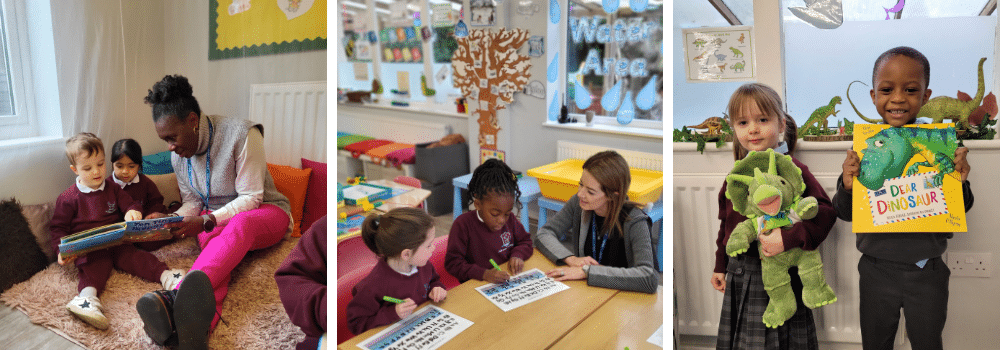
[{"x1": 533, "y1": 194, "x2": 659, "y2": 293}]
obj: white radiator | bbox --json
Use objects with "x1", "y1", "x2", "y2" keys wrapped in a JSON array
[
  {"x1": 249, "y1": 81, "x2": 327, "y2": 168},
  {"x1": 673, "y1": 173, "x2": 869, "y2": 344},
  {"x1": 556, "y1": 140, "x2": 662, "y2": 171}
]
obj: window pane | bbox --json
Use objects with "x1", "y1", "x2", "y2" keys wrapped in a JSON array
[
  {"x1": 720, "y1": 0, "x2": 754, "y2": 25},
  {"x1": 565, "y1": 0, "x2": 663, "y2": 122},
  {"x1": 0, "y1": 6, "x2": 13, "y2": 117},
  {"x1": 782, "y1": 0, "x2": 991, "y2": 22}
]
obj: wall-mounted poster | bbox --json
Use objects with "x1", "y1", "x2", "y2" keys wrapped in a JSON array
[
  {"x1": 380, "y1": 27, "x2": 424, "y2": 63},
  {"x1": 470, "y1": 0, "x2": 496, "y2": 26},
  {"x1": 209, "y1": 0, "x2": 326, "y2": 60},
  {"x1": 851, "y1": 123, "x2": 967, "y2": 233},
  {"x1": 432, "y1": 3, "x2": 456, "y2": 27},
  {"x1": 682, "y1": 26, "x2": 753, "y2": 82}
]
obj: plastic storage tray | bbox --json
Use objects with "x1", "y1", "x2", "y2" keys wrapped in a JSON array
[
  {"x1": 341, "y1": 183, "x2": 393, "y2": 205},
  {"x1": 526, "y1": 159, "x2": 663, "y2": 205}
]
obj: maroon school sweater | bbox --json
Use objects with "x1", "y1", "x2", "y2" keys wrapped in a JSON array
[
  {"x1": 109, "y1": 173, "x2": 167, "y2": 215},
  {"x1": 275, "y1": 216, "x2": 327, "y2": 349},
  {"x1": 49, "y1": 178, "x2": 142, "y2": 254},
  {"x1": 714, "y1": 157, "x2": 837, "y2": 273},
  {"x1": 445, "y1": 210, "x2": 533, "y2": 282},
  {"x1": 346, "y1": 259, "x2": 444, "y2": 335}
]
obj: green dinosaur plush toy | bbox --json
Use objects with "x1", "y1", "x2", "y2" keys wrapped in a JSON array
[{"x1": 725, "y1": 149, "x2": 837, "y2": 328}]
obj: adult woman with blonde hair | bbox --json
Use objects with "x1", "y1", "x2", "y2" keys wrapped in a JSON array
[{"x1": 534, "y1": 150, "x2": 659, "y2": 293}]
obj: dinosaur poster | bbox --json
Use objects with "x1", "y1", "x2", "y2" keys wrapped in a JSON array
[
  {"x1": 682, "y1": 26, "x2": 754, "y2": 82},
  {"x1": 851, "y1": 123, "x2": 967, "y2": 233}
]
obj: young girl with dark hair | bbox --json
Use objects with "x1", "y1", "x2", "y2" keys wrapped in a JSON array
[
  {"x1": 534, "y1": 150, "x2": 659, "y2": 294},
  {"x1": 445, "y1": 159, "x2": 533, "y2": 283},
  {"x1": 108, "y1": 138, "x2": 168, "y2": 217},
  {"x1": 346, "y1": 207, "x2": 447, "y2": 335}
]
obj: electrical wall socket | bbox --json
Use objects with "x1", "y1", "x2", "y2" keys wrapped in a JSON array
[{"x1": 947, "y1": 252, "x2": 992, "y2": 278}]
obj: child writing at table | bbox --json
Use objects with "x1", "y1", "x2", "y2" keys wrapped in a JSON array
[
  {"x1": 346, "y1": 207, "x2": 447, "y2": 335},
  {"x1": 445, "y1": 159, "x2": 533, "y2": 283},
  {"x1": 711, "y1": 83, "x2": 836, "y2": 349}
]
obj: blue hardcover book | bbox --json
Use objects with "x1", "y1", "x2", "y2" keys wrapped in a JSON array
[{"x1": 58, "y1": 216, "x2": 183, "y2": 260}]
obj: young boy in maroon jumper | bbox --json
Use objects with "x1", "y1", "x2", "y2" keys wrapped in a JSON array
[
  {"x1": 50, "y1": 132, "x2": 183, "y2": 330},
  {"x1": 445, "y1": 159, "x2": 533, "y2": 283}
]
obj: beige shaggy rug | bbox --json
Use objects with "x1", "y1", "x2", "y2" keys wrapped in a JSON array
[{"x1": 0, "y1": 237, "x2": 305, "y2": 350}]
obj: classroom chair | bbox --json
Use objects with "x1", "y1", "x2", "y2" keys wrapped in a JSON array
[
  {"x1": 337, "y1": 268, "x2": 367, "y2": 344},
  {"x1": 393, "y1": 175, "x2": 426, "y2": 211},
  {"x1": 429, "y1": 235, "x2": 461, "y2": 290},
  {"x1": 337, "y1": 235, "x2": 379, "y2": 278}
]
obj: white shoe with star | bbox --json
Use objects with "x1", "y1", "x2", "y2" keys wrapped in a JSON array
[
  {"x1": 66, "y1": 295, "x2": 108, "y2": 330},
  {"x1": 161, "y1": 269, "x2": 186, "y2": 290}
]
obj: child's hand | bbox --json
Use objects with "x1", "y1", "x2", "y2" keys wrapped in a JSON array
[
  {"x1": 429, "y1": 287, "x2": 447, "y2": 302},
  {"x1": 508, "y1": 257, "x2": 524, "y2": 274},
  {"x1": 144, "y1": 212, "x2": 167, "y2": 220},
  {"x1": 124, "y1": 209, "x2": 142, "y2": 222},
  {"x1": 710, "y1": 272, "x2": 726, "y2": 293},
  {"x1": 394, "y1": 298, "x2": 416, "y2": 319},
  {"x1": 563, "y1": 255, "x2": 599, "y2": 267},
  {"x1": 954, "y1": 147, "x2": 971, "y2": 182},
  {"x1": 758, "y1": 228, "x2": 785, "y2": 257},
  {"x1": 842, "y1": 150, "x2": 860, "y2": 190},
  {"x1": 57, "y1": 254, "x2": 75, "y2": 266},
  {"x1": 483, "y1": 269, "x2": 510, "y2": 283}
]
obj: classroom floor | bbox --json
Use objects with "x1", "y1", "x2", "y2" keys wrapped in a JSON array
[{"x1": 0, "y1": 303, "x2": 85, "y2": 349}]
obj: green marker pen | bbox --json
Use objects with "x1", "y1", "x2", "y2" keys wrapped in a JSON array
[
  {"x1": 489, "y1": 259, "x2": 502, "y2": 271},
  {"x1": 382, "y1": 296, "x2": 404, "y2": 304}
]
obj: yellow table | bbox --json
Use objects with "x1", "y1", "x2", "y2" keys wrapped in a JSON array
[
  {"x1": 549, "y1": 286, "x2": 664, "y2": 350},
  {"x1": 338, "y1": 249, "x2": 619, "y2": 350}
]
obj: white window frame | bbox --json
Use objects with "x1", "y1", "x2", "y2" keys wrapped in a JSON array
[{"x1": 0, "y1": 0, "x2": 32, "y2": 134}]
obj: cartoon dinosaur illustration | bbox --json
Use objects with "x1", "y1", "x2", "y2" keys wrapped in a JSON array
[
  {"x1": 687, "y1": 116, "x2": 725, "y2": 136},
  {"x1": 693, "y1": 50, "x2": 709, "y2": 61},
  {"x1": 725, "y1": 149, "x2": 837, "y2": 328},
  {"x1": 847, "y1": 58, "x2": 987, "y2": 129},
  {"x1": 711, "y1": 38, "x2": 727, "y2": 46},
  {"x1": 693, "y1": 38, "x2": 707, "y2": 48},
  {"x1": 731, "y1": 60, "x2": 745, "y2": 73},
  {"x1": 713, "y1": 52, "x2": 727, "y2": 62},
  {"x1": 857, "y1": 126, "x2": 958, "y2": 190},
  {"x1": 729, "y1": 46, "x2": 743, "y2": 58},
  {"x1": 738, "y1": 33, "x2": 745, "y2": 44},
  {"x1": 798, "y1": 96, "x2": 842, "y2": 134},
  {"x1": 718, "y1": 63, "x2": 727, "y2": 72}
]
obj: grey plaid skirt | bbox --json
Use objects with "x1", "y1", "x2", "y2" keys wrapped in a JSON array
[{"x1": 716, "y1": 250, "x2": 818, "y2": 350}]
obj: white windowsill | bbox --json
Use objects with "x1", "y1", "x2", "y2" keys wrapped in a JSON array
[
  {"x1": 338, "y1": 100, "x2": 469, "y2": 119},
  {"x1": 543, "y1": 120, "x2": 663, "y2": 139},
  {"x1": 0, "y1": 135, "x2": 63, "y2": 151}
]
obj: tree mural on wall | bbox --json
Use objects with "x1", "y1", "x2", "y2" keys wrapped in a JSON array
[{"x1": 452, "y1": 28, "x2": 532, "y2": 149}]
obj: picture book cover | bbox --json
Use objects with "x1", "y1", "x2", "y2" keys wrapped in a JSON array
[
  {"x1": 59, "y1": 216, "x2": 184, "y2": 259},
  {"x1": 851, "y1": 123, "x2": 967, "y2": 233}
]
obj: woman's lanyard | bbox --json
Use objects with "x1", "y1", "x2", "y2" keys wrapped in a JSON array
[
  {"x1": 590, "y1": 215, "x2": 608, "y2": 264},
  {"x1": 186, "y1": 118, "x2": 214, "y2": 211}
]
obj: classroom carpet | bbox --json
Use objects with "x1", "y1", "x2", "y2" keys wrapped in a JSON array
[{"x1": 0, "y1": 236, "x2": 305, "y2": 350}]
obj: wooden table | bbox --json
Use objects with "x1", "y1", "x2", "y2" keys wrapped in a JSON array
[
  {"x1": 549, "y1": 286, "x2": 664, "y2": 350},
  {"x1": 337, "y1": 180, "x2": 433, "y2": 242},
  {"x1": 338, "y1": 249, "x2": 620, "y2": 350}
]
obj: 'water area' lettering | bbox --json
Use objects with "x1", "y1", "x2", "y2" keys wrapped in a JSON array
[{"x1": 569, "y1": 16, "x2": 659, "y2": 77}]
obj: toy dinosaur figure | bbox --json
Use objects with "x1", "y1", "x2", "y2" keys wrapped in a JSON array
[
  {"x1": 420, "y1": 75, "x2": 436, "y2": 96},
  {"x1": 798, "y1": 96, "x2": 842, "y2": 134},
  {"x1": 847, "y1": 58, "x2": 987, "y2": 129},
  {"x1": 729, "y1": 46, "x2": 743, "y2": 58},
  {"x1": 857, "y1": 126, "x2": 957, "y2": 190},
  {"x1": 725, "y1": 149, "x2": 837, "y2": 328},
  {"x1": 687, "y1": 116, "x2": 725, "y2": 136},
  {"x1": 731, "y1": 61, "x2": 745, "y2": 73}
]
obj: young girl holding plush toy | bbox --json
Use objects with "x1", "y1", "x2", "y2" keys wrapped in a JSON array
[{"x1": 712, "y1": 83, "x2": 837, "y2": 349}]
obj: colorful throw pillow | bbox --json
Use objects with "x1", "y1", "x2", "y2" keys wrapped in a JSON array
[
  {"x1": 300, "y1": 158, "x2": 327, "y2": 233},
  {"x1": 142, "y1": 151, "x2": 174, "y2": 175},
  {"x1": 267, "y1": 163, "x2": 312, "y2": 237}
]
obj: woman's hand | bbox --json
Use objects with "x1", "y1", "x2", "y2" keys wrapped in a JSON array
[
  {"x1": 483, "y1": 269, "x2": 511, "y2": 283},
  {"x1": 395, "y1": 298, "x2": 416, "y2": 319},
  {"x1": 546, "y1": 267, "x2": 585, "y2": 281},
  {"x1": 711, "y1": 273, "x2": 726, "y2": 293},
  {"x1": 124, "y1": 210, "x2": 142, "y2": 222},
  {"x1": 563, "y1": 256, "x2": 599, "y2": 267},
  {"x1": 508, "y1": 257, "x2": 525, "y2": 275},
  {"x1": 842, "y1": 150, "x2": 860, "y2": 190},
  {"x1": 758, "y1": 228, "x2": 786, "y2": 257},
  {"x1": 145, "y1": 212, "x2": 167, "y2": 220},
  {"x1": 429, "y1": 287, "x2": 447, "y2": 302},
  {"x1": 165, "y1": 216, "x2": 204, "y2": 238}
]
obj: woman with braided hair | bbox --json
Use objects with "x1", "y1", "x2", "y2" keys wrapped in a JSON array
[
  {"x1": 533, "y1": 150, "x2": 658, "y2": 294},
  {"x1": 445, "y1": 159, "x2": 534, "y2": 283}
]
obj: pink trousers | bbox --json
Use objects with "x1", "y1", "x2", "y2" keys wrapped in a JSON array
[{"x1": 191, "y1": 203, "x2": 289, "y2": 329}]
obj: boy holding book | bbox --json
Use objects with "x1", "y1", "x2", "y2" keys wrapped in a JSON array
[{"x1": 50, "y1": 132, "x2": 184, "y2": 329}]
